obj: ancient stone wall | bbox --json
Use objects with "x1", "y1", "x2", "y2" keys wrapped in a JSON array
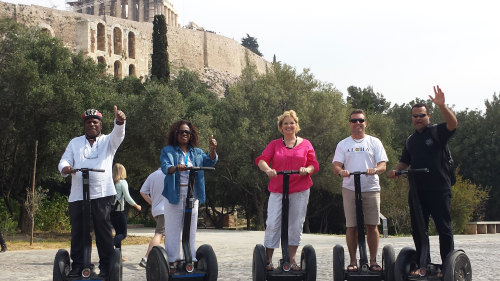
[{"x1": 0, "y1": 1, "x2": 270, "y2": 90}]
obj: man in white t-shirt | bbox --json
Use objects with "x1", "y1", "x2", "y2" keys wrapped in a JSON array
[
  {"x1": 138, "y1": 168, "x2": 166, "y2": 267},
  {"x1": 332, "y1": 109, "x2": 388, "y2": 272}
]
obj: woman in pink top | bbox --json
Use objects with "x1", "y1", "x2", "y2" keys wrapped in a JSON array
[{"x1": 256, "y1": 110, "x2": 319, "y2": 271}]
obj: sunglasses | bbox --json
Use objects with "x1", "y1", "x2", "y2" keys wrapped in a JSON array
[
  {"x1": 177, "y1": 129, "x2": 192, "y2": 135},
  {"x1": 412, "y1": 114, "x2": 427, "y2": 118},
  {"x1": 350, "y1": 118, "x2": 365, "y2": 123}
]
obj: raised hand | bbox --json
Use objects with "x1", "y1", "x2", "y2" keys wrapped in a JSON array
[
  {"x1": 429, "y1": 85, "x2": 445, "y2": 107},
  {"x1": 114, "y1": 105, "x2": 126, "y2": 124}
]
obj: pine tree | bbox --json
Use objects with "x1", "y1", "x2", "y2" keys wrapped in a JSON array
[
  {"x1": 241, "y1": 33, "x2": 263, "y2": 57},
  {"x1": 151, "y1": 15, "x2": 169, "y2": 82}
]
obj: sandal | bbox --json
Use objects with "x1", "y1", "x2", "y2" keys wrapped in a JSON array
[
  {"x1": 291, "y1": 263, "x2": 301, "y2": 271},
  {"x1": 266, "y1": 262, "x2": 274, "y2": 271},
  {"x1": 347, "y1": 264, "x2": 358, "y2": 272},
  {"x1": 369, "y1": 264, "x2": 382, "y2": 272}
]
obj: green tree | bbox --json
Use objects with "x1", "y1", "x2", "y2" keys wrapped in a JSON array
[
  {"x1": 347, "y1": 86, "x2": 391, "y2": 114},
  {"x1": 0, "y1": 19, "x2": 117, "y2": 231},
  {"x1": 151, "y1": 15, "x2": 169, "y2": 82},
  {"x1": 241, "y1": 33, "x2": 263, "y2": 57}
]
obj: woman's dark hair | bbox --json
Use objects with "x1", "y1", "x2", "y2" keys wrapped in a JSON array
[{"x1": 167, "y1": 120, "x2": 199, "y2": 147}]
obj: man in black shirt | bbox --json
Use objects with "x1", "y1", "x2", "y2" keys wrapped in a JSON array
[{"x1": 388, "y1": 85, "x2": 458, "y2": 270}]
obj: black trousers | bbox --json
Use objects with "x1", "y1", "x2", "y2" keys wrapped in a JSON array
[
  {"x1": 68, "y1": 195, "x2": 114, "y2": 272},
  {"x1": 409, "y1": 189, "x2": 454, "y2": 265},
  {"x1": 0, "y1": 230, "x2": 5, "y2": 245},
  {"x1": 110, "y1": 210, "x2": 127, "y2": 248}
]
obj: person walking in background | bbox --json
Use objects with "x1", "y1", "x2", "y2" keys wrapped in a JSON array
[
  {"x1": 58, "y1": 106, "x2": 126, "y2": 278},
  {"x1": 160, "y1": 120, "x2": 217, "y2": 271},
  {"x1": 387, "y1": 85, "x2": 457, "y2": 276},
  {"x1": 111, "y1": 163, "x2": 141, "y2": 249},
  {"x1": 138, "y1": 167, "x2": 166, "y2": 268},
  {"x1": 256, "y1": 110, "x2": 319, "y2": 271},
  {"x1": 332, "y1": 109, "x2": 388, "y2": 272},
  {"x1": 0, "y1": 230, "x2": 6, "y2": 252}
]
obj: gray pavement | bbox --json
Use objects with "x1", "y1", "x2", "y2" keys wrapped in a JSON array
[{"x1": 0, "y1": 228, "x2": 498, "y2": 280}]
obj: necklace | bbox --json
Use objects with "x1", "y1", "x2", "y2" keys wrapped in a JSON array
[
  {"x1": 352, "y1": 137, "x2": 364, "y2": 143},
  {"x1": 282, "y1": 136, "x2": 298, "y2": 149}
]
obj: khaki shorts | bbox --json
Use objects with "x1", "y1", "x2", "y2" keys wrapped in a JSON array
[
  {"x1": 342, "y1": 188, "x2": 380, "y2": 227},
  {"x1": 154, "y1": 214, "x2": 165, "y2": 235}
]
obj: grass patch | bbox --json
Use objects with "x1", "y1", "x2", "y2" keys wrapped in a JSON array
[{"x1": 4, "y1": 232, "x2": 151, "y2": 251}]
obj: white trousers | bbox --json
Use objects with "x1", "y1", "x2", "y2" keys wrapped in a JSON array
[
  {"x1": 264, "y1": 188, "x2": 310, "y2": 248},
  {"x1": 164, "y1": 194, "x2": 199, "y2": 262}
]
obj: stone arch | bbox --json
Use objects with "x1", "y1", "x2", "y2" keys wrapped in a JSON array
[
  {"x1": 97, "y1": 23, "x2": 105, "y2": 51},
  {"x1": 114, "y1": 60, "x2": 122, "y2": 78},
  {"x1": 113, "y1": 27, "x2": 122, "y2": 55},
  {"x1": 38, "y1": 23, "x2": 54, "y2": 37},
  {"x1": 97, "y1": 56, "x2": 106, "y2": 65},
  {"x1": 128, "y1": 32, "x2": 135, "y2": 59},
  {"x1": 129, "y1": 64, "x2": 136, "y2": 77}
]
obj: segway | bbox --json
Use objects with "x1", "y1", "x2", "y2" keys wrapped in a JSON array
[
  {"x1": 252, "y1": 170, "x2": 317, "y2": 281},
  {"x1": 333, "y1": 171, "x2": 395, "y2": 281},
  {"x1": 146, "y1": 166, "x2": 217, "y2": 281},
  {"x1": 53, "y1": 168, "x2": 122, "y2": 281},
  {"x1": 393, "y1": 169, "x2": 471, "y2": 281}
]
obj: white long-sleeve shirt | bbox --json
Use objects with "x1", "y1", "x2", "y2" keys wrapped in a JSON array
[{"x1": 58, "y1": 121, "x2": 125, "y2": 202}]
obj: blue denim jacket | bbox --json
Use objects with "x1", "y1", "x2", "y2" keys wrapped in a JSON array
[{"x1": 160, "y1": 145, "x2": 218, "y2": 204}]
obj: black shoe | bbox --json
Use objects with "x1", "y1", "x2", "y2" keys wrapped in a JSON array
[
  {"x1": 98, "y1": 270, "x2": 109, "y2": 278},
  {"x1": 68, "y1": 266, "x2": 83, "y2": 277},
  {"x1": 0, "y1": 244, "x2": 6, "y2": 252}
]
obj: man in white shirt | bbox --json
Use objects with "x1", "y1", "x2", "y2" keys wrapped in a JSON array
[
  {"x1": 58, "y1": 106, "x2": 126, "y2": 277},
  {"x1": 332, "y1": 109, "x2": 388, "y2": 272},
  {"x1": 138, "y1": 168, "x2": 166, "y2": 267}
]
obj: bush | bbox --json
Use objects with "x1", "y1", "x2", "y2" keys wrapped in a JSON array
[
  {"x1": 35, "y1": 192, "x2": 70, "y2": 232},
  {"x1": 0, "y1": 198, "x2": 18, "y2": 234},
  {"x1": 450, "y1": 174, "x2": 489, "y2": 234}
]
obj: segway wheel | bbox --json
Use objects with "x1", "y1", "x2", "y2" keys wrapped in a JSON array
[
  {"x1": 108, "y1": 248, "x2": 123, "y2": 281},
  {"x1": 393, "y1": 247, "x2": 417, "y2": 281},
  {"x1": 443, "y1": 250, "x2": 472, "y2": 281},
  {"x1": 333, "y1": 244, "x2": 345, "y2": 281},
  {"x1": 146, "y1": 246, "x2": 169, "y2": 281},
  {"x1": 382, "y1": 244, "x2": 395, "y2": 281},
  {"x1": 300, "y1": 244, "x2": 317, "y2": 281},
  {"x1": 252, "y1": 244, "x2": 266, "y2": 281},
  {"x1": 53, "y1": 249, "x2": 70, "y2": 281},
  {"x1": 196, "y1": 244, "x2": 218, "y2": 281}
]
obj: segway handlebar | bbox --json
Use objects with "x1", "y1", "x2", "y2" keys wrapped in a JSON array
[
  {"x1": 277, "y1": 170, "x2": 300, "y2": 175},
  {"x1": 184, "y1": 166, "x2": 215, "y2": 171},
  {"x1": 73, "y1": 168, "x2": 105, "y2": 173},
  {"x1": 395, "y1": 168, "x2": 429, "y2": 176},
  {"x1": 350, "y1": 171, "x2": 368, "y2": 175}
]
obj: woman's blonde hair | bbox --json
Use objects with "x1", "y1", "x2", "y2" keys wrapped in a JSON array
[
  {"x1": 277, "y1": 110, "x2": 301, "y2": 134},
  {"x1": 112, "y1": 163, "x2": 127, "y2": 183}
]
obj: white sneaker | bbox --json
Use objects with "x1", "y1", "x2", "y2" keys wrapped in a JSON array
[{"x1": 139, "y1": 257, "x2": 147, "y2": 268}]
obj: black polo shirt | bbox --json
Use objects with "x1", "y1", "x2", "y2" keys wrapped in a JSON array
[{"x1": 400, "y1": 123, "x2": 455, "y2": 191}]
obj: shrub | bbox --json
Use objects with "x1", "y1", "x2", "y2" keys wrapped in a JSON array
[{"x1": 35, "y1": 192, "x2": 70, "y2": 232}]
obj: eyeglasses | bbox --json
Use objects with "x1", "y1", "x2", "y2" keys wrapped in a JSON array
[
  {"x1": 177, "y1": 129, "x2": 192, "y2": 135},
  {"x1": 350, "y1": 118, "x2": 365, "y2": 123},
  {"x1": 412, "y1": 114, "x2": 427, "y2": 118}
]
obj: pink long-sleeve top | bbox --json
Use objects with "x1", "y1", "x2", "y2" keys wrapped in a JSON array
[{"x1": 255, "y1": 138, "x2": 319, "y2": 194}]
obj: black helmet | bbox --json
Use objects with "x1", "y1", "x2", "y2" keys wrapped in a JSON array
[{"x1": 81, "y1": 109, "x2": 103, "y2": 121}]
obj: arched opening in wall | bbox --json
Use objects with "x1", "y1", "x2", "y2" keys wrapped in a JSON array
[
  {"x1": 97, "y1": 23, "x2": 105, "y2": 51},
  {"x1": 97, "y1": 56, "x2": 107, "y2": 73},
  {"x1": 40, "y1": 28, "x2": 51, "y2": 36},
  {"x1": 114, "y1": 60, "x2": 122, "y2": 78},
  {"x1": 129, "y1": 64, "x2": 136, "y2": 77},
  {"x1": 128, "y1": 32, "x2": 135, "y2": 59},
  {"x1": 114, "y1": 27, "x2": 122, "y2": 55}
]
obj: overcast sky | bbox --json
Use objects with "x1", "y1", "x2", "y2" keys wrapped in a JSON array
[{"x1": 5, "y1": 0, "x2": 500, "y2": 112}]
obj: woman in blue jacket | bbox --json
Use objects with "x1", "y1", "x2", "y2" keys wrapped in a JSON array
[{"x1": 160, "y1": 120, "x2": 217, "y2": 271}]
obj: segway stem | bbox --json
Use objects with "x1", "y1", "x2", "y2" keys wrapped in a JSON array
[
  {"x1": 396, "y1": 169, "x2": 430, "y2": 268},
  {"x1": 276, "y1": 170, "x2": 300, "y2": 269},
  {"x1": 352, "y1": 172, "x2": 368, "y2": 267}
]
